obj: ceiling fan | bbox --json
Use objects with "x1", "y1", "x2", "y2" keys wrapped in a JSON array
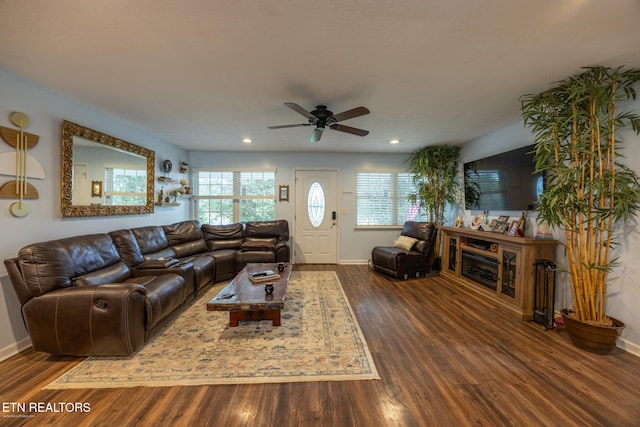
[{"x1": 268, "y1": 102, "x2": 370, "y2": 143}]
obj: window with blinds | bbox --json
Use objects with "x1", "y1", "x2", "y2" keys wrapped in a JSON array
[
  {"x1": 104, "y1": 166, "x2": 147, "y2": 205},
  {"x1": 356, "y1": 170, "x2": 417, "y2": 226},
  {"x1": 194, "y1": 169, "x2": 275, "y2": 225}
]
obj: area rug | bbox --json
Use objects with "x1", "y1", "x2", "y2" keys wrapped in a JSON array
[{"x1": 45, "y1": 271, "x2": 379, "y2": 389}]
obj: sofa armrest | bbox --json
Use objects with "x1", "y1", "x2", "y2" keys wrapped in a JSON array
[
  {"x1": 274, "y1": 242, "x2": 290, "y2": 263},
  {"x1": 21, "y1": 283, "x2": 148, "y2": 356}
]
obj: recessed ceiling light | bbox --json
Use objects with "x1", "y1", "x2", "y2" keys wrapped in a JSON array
[
  {"x1": 390, "y1": 139, "x2": 400, "y2": 145},
  {"x1": 242, "y1": 138, "x2": 252, "y2": 144}
]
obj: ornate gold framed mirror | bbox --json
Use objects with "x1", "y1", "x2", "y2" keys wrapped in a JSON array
[{"x1": 61, "y1": 120, "x2": 155, "y2": 217}]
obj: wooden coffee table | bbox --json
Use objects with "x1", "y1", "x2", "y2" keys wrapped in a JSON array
[{"x1": 206, "y1": 263, "x2": 292, "y2": 327}]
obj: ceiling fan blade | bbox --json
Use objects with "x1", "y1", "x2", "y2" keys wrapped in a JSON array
[
  {"x1": 267, "y1": 123, "x2": 311, "y2": 129},
  {"x1": 330, "y1": 106, "x2": 370, "y2": 123},
  {"x1": 284, "y1": 102, "x2": 316, "y2": 119},
  {"x1": 310, "y1": 127, "x2": 324, "y2": 143},
  {"x1": 330, "y1": 124, "x2": 369, "y2": 137}
]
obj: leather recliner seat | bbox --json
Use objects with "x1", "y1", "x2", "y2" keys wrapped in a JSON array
[
  {"x1": 371, "y1": 221, "x2": 437, "y2": 280},
  {"x1": 4, "y1": 234, "x2": 187, "y2": 356}
]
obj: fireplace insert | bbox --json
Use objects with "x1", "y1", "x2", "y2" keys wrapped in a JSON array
[{"x1": 461, "y1": 250, "x2": 499, "y2": 290}]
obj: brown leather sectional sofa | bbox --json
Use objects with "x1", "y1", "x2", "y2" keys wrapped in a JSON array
[{"x1": 4, "y1": 219, "x2": 290, "y2": 356}]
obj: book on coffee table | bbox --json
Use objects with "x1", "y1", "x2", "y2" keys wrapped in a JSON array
[{"x1": 248, "y1": 270, "x2": 280, "y2": 283}]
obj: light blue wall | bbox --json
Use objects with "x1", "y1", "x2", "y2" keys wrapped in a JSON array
[{"x1": 0, "y1": 69, "x2": 189, "y2": 359}]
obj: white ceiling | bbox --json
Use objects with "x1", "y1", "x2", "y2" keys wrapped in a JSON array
[{"x1": 1, "y1": 0, "x2": 639, "y2": 153}]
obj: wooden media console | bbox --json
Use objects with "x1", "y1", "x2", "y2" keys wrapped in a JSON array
[{"x1": 440, "y1": 226, "x2": 557, "y2": 320}]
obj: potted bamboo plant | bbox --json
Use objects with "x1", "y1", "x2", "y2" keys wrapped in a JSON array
[
  {"x1": 407, "y1": 145, "x2": 463, "y2": 268},
  {"x1": 521, "y1": 65, "x2": 640, "y2": 354}
]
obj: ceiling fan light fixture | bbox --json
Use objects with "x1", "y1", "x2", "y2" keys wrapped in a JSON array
[{"x1": 268, "y1": 102, "x2": 370, "y2": 143}]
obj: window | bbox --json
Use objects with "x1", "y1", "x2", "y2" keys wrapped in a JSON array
[
  {"x1": 104, "y1": 166, "x2": 147, "y2": 205},
  {"x1": 307, "y1": 181, "x2": 325, "y2": 228},
  {"x1": 356, "y1": 170, "x2": 416, "y2": 226},
  {"x1": 194, "y1": 169, "x2": 275, "y2": 225}
]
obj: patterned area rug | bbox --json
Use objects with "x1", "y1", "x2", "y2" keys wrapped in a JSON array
[{"x1": 45, "y1": 271, "x2": 379, "y2": 389}]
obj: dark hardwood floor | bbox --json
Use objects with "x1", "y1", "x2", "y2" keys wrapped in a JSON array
[{"x1": 2, "y1": 264, "x2": 640, "y2": 426}]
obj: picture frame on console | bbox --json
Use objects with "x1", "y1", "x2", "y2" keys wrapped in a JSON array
[
  {"x1": 506, "y1": 220, "x2": 521, "y2": 236},
  {"x1": 492, "y1": 222, "x2": 508, "y2": 234}
]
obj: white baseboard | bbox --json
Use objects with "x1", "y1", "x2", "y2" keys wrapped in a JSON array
[
  {"x1": 339, "y1": 260, "x2": 369, "y2": 265},
  {"x1": 0, "y1": 337, "x2": 31, "y2": 362},
  {"x1": 618, "y1": 338, "x2": 640, "y2": 357}
]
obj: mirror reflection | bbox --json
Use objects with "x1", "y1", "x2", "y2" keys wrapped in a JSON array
[
  {"x1": 62, "y1": 120, "x2": 155, "y2": 217},
  {"x1": 71, "y1": 136, "x2": 147, "y2": 206}
]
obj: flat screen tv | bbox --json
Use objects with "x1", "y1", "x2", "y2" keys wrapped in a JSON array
[{"x1": 464, "y1": 144, "x2": 543, "y2": 211}]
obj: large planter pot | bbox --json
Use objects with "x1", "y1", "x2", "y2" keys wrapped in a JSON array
[{"x1": 561, "y1": 309, "x2": 625, "y2": 355}]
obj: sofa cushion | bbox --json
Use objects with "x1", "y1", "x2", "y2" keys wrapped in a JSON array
[
  {"x1": 208, "y1": 239, "x2": 243, "y2": 251},
  {"x1": 203, "y1": 223, "x2": 245, "y2": 251},
  {"x1": 202, "y1": 223, "x2": 244, "y2": 239},
  {"x1": 131, "y1": 226, "x2": 170, "y2": 254},
  {"x1": 236, "y1": 250, "x2": 275, "y2": 267},
  {"x1": 163, "y1": 220, "x2": 203, "y2": 246},
  {"x1": 172, "y1": 239, "x2": 208, "y2": 258},
  {"x1": 244, "y1": 220, "x2": 289, "y2": 241},
  {"x1": 137, "y1": 258, "x2": 180, "y2": 269},
  {"x1": 241, "y1": 237, "x2": 277, "y2": 251},
  {"x1": 109, "y1": 229, "x2": 145, "y2": 266},
  {"x1": 189, "y1": 255, "x2": 215, "y2": 292},
  {"x1": 18, "y1": 234, "x2": 121, "y2": 298},
  {"x1": 210, "y1": 249, "x2": 237, "y2": 279},
  {"x1": 414, "y1": 240, "x2": 428, "y2": 254},
  {"x1": 393, "y1": 235, "x2": 418, "y2": 251},
  {"x1": 127, "y1": 274, "x2": 186, "y2": 331},
  {"x1": 73, "y1": 262, "x2": 131, "y2": 287}
]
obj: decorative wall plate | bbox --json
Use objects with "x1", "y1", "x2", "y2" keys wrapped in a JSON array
[{"x1": 162, "y1": 159, "x2": 173, "y2": 174}]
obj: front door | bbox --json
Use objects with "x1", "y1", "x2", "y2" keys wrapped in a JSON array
[{"x1": 294, "y1": 170, "x2": 338, "y2": 264}]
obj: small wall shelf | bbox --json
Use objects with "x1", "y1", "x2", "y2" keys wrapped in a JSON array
[{"x1": 155, "y1": 202, "x2": 180, "y2": 207}]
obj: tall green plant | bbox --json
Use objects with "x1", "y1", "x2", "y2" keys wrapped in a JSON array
[
  {"x1": 407, "y1": 145, "x2": 462, "y2": 258},
  {"x1": 521, "y1": 65, "x2": 640, "y2": 325}
]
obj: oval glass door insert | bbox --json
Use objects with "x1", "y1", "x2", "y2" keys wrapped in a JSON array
[{"x1": 307, "y1": 181, "x2": 325, "y2": 228}]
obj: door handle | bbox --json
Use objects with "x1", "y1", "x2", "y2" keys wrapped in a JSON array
[{"x1": 332, "y1": 211, "x2": 337, "y2": 220}]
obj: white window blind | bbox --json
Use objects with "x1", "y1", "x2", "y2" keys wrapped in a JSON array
[{"x1": 356, "y1": 170, "x2": 416, "y2": 226}]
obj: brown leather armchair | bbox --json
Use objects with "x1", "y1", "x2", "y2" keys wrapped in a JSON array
[{"x1": 371, "y1": 221, "x2": 437, "y2": 280}]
